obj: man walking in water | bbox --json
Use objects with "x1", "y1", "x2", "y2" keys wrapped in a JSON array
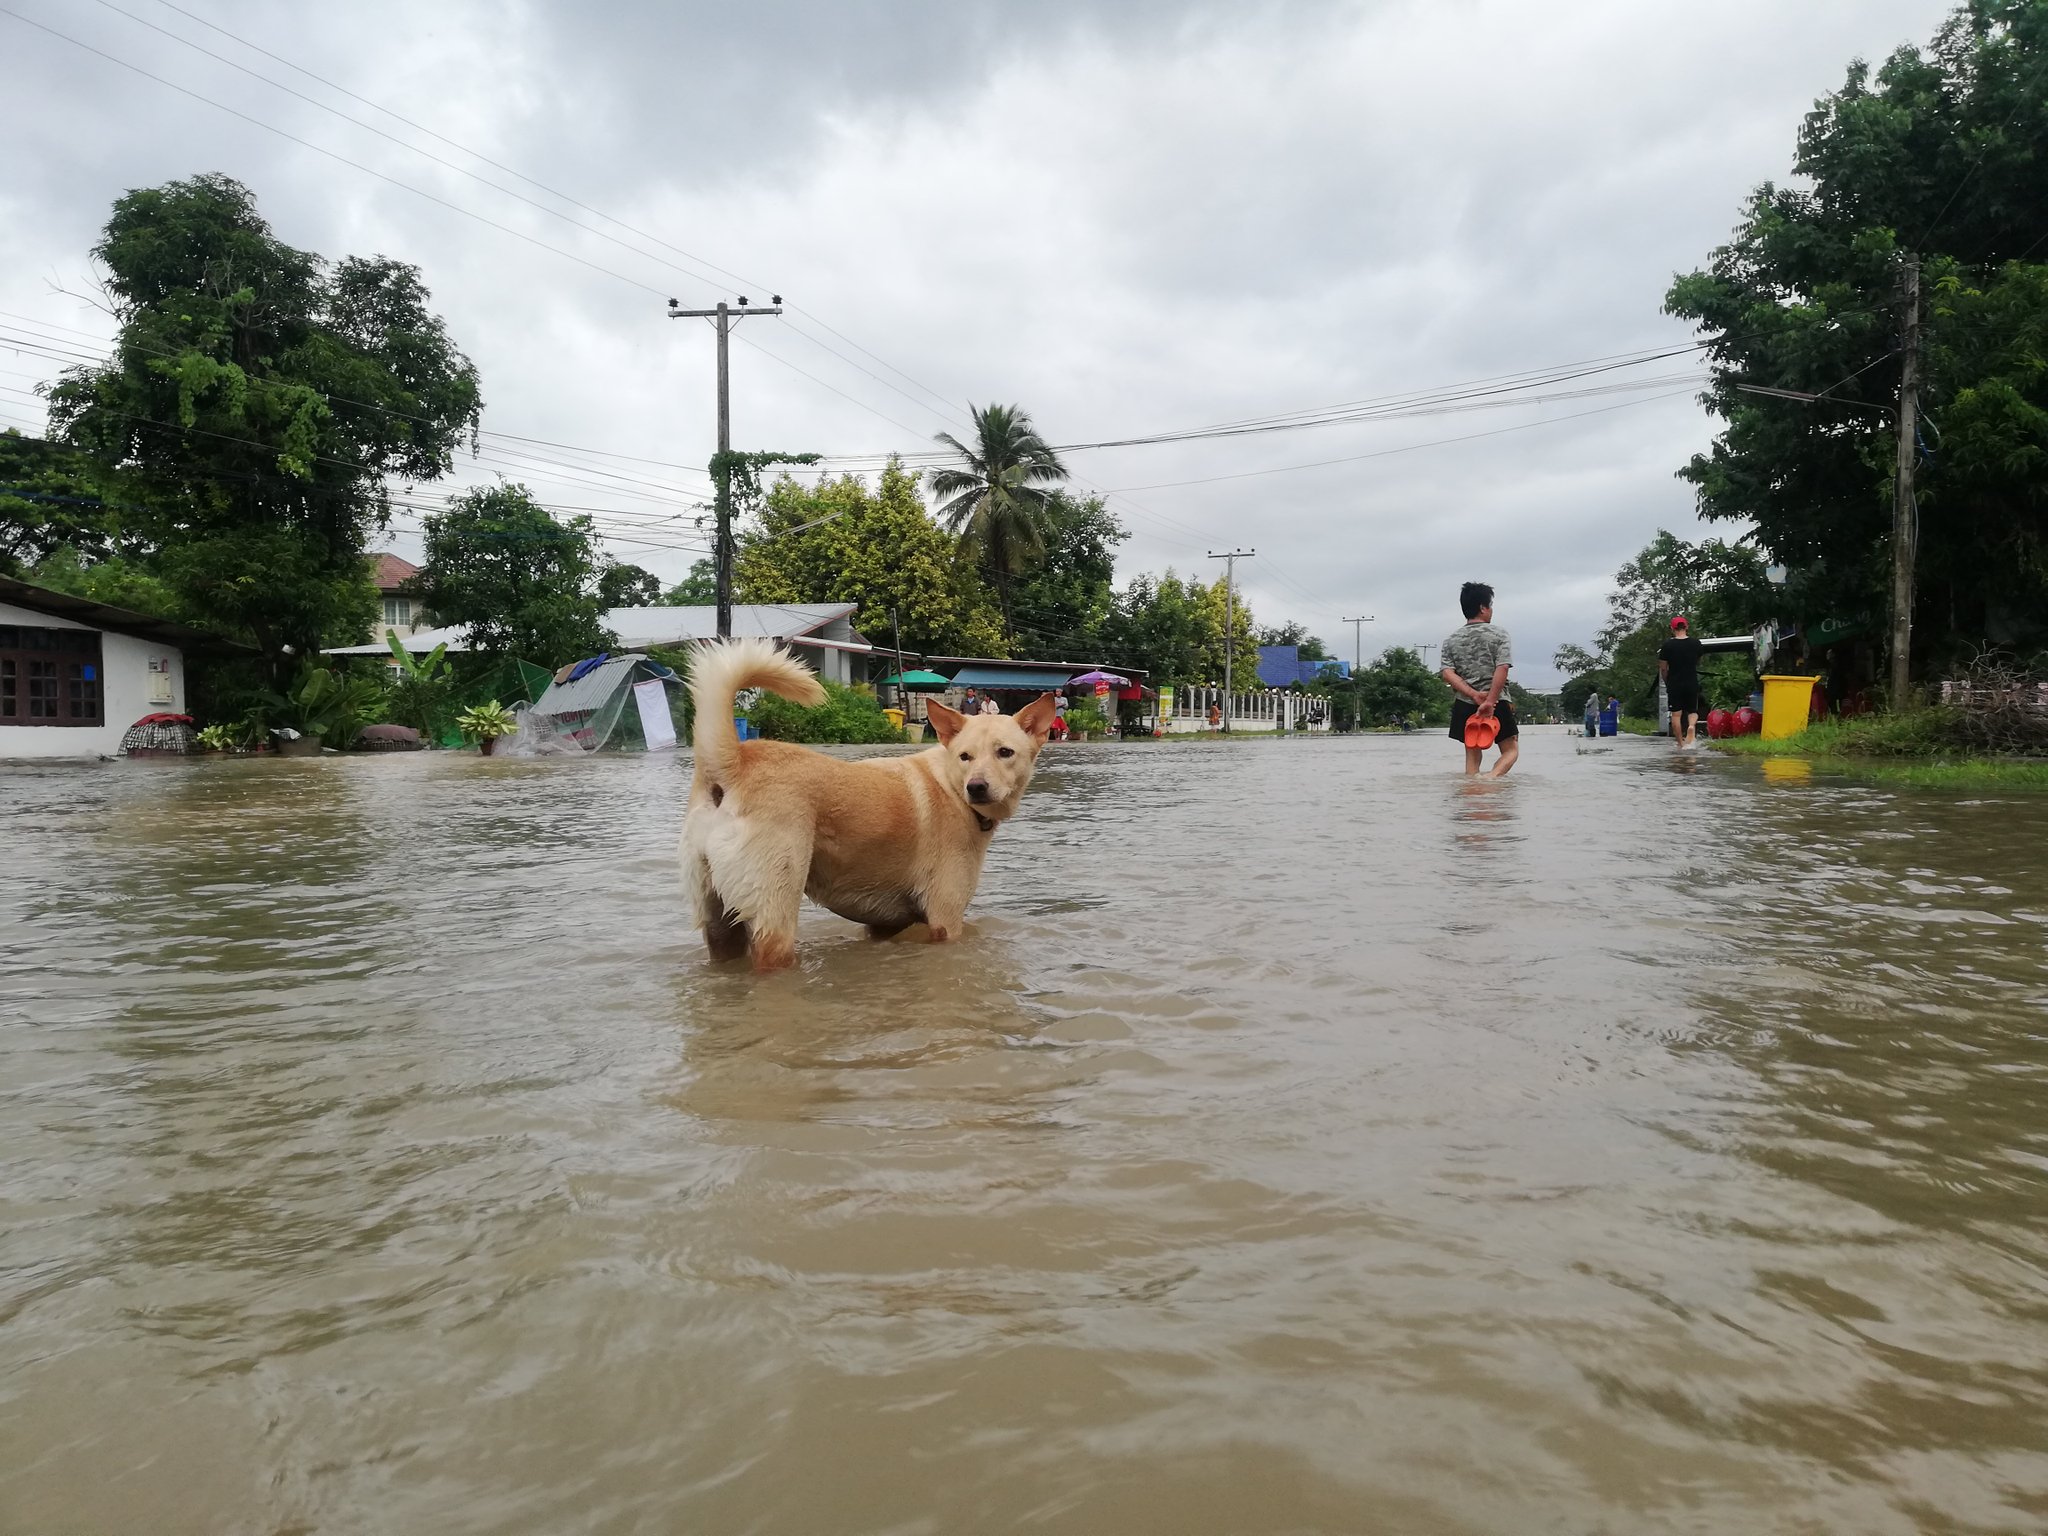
[
  {"x1": 1659, "y1": 615, "x2": 1705, "y2": 749},
  {"x1": 1440, "y1": 581, "x2": 1518, "y2": 777}
]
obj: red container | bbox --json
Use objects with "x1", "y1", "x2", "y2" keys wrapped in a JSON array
[
  {"x1": 1733, "y1": 706, "x2": 1762, "y2": 735},
  {"x1": 1706, "y1": 709, "x2": 1731, "y2": 739}
]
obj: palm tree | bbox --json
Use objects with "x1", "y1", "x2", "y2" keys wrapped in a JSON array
[{"x1": 928, "y1": 403, "x2": 1068, "y2": 640}]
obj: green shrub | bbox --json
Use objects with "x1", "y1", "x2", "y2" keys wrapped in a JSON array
[
  {"x1": 456, "y1": 700, "x2": 518, "y2": 741},
  {"x1": 1714, "y1": 709, "x2": 1982, "y2": 759},
  {"x1": 1065, "y1": 700, "x2": 1109, "y2": 736},
  {"x1": 747, "y1": 680, "x2": 899, "y2": 744}
]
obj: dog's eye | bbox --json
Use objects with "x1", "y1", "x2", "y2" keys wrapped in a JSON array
[
  {"x1": 959, "y1": 752, "x2": 971, "y2": 761},
  {"x1": 997, "y1": 747, "x2": 1015, "y2": 759}
]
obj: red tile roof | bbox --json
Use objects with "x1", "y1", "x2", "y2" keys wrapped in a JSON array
[{"x1": 371, "y1": 553, "x2": 419, "y2": 591}]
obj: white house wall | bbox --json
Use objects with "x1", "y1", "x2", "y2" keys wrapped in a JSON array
[{"x1": 0, "y1": 599, "x2": 186, "y2": 759}]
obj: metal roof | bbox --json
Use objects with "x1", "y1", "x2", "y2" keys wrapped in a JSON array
[
  {"x1": 0, "y1": 574, "x2": 254, "y2": 655},
  {"x1": 324, "y1": 602, "x2": 860, "y2": 657},
  {"x1": 949, "y1": 665, "x2": 1075, "y2": 691},
  {"x1": 531, "y1": 654, "x2": 673, "y2": 716},
  {"x1": 921, "y1": 653, "x2": 1149, "y2": 682}
]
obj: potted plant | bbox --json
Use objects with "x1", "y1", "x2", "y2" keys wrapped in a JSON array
[
  {"x1": 259, "y1": 665, "x2": 388, "y2": 755},
  {"x1": 195, "y1": 723, "x2": 237, "y2": 755},
  {"x1": 1066, "y1": 700, "x2": 1109, "y2": 743},
  {"x1": 457, "y1": 700, "x2": 517, "y2": 755},
  {"x1": 262, "y1": 666, "x2": 346, "y2": 756}
]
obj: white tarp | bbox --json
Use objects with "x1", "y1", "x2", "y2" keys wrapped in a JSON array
[{"x1": 633, "y1": 678, "x2": 677, "y2": 751}]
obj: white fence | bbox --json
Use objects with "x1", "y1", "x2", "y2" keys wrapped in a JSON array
[{"x1": 1164, "y1": 685, "x2": 1329, "y2": 733}]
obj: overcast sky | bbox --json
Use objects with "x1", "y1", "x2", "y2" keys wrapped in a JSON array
[{"x1": 0, "y1": 0, "x2": 1953, "y2": 681}]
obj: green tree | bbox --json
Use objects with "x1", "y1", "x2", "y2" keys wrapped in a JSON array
[
  {"x1": 0, "y1": 431, "x2": 132, "y2": 575},
  {"x1": 44, "y1": 175, "x2": 480, "y2": 665},
  {"x1": 1005, "y1": 492, "x2": 1126, "y2": 656},
  {"x1": 1193, "y1": 576, "x2": 1257, "y2": 685},
  {"x1": 1256, "y1": 621, "x2": 1331, "y2": 662},
  {"x1": 412, "y1": 484, "x2": 611, "y2": 663},
  {"x1": 1100, "y1": 570, "x2": 1219, "y2": 685},
  {"x1": 664, "y1": 558, "x2": 718, "y2": 605},
  {"x1": 1665, "y1": 1, "x2": 2048, "y2": 675},
  {"x1": 597, "y1": 561, "x2": 662, "y2": 608},
  {"x1": 1355, "y1": 646, "x2": 1452, "y2": 727},
  {"x1": 928, "y1": 403, "x2": 1069, "y2": 637},
  {"x1": 1555, "y1": 531, "x2": 1774, "y2": 714},
  {"x1": 26, "y1": 544, "x2": 178, "y2": 616},
  {"x1": 736, "y1": 460, "x2": 1009, "y2": 657}
]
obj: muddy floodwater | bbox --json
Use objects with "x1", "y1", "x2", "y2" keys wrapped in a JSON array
[{"x1": 4, "y1": 731, "x2": 2048, "y2": 1534}]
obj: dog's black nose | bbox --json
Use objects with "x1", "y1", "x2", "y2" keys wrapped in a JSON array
[{"x1": 967, "y1": 781, "x2": 991, "y2": 803}]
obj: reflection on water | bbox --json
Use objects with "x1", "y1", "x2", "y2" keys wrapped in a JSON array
[{"x1": 4, "y1": 733, "x2": 2047, "y2": 1534}]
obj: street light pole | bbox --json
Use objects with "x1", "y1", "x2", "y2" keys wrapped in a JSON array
[
  {"x1": 1206, "y1": 548, "x2": 1255, "y2": 731},
  {"x1": 668, "y1": 294, "x2": 784, "y2": 638},
  {"x1": 1343, "y1": 615, "x2": 1373, "y2": 732}
]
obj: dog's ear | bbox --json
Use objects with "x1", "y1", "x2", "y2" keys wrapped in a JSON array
[
  {"x1": 1012, "y1": 692, "x2": 1058, "y2": 744},
  {"x1": 926, "y1": 698, "x2": 967, "y2": 746}
]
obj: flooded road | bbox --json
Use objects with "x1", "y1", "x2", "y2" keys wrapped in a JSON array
[{"x1": 4, "y1": 731, "x2": 2047, "y2": 1534}]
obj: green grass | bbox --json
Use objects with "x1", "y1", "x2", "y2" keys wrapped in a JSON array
[
  {"x1": 1846, "y1": 760, "x2": 2048, "y2": 789},
  {"x1": 1713, "y1": 710, "x2": 1971, "y2": 759},
  {"x1": 1710, "y1": 709, "x2": 2048, "y2": 789}
]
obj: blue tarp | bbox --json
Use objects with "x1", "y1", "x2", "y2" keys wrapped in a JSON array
[
  {"x1": 948, "y1": 665, "x2": 1077, "y2": 691},
  {"x1": 1256, "y1": 646, "x2": 1349, "y2": 686}
]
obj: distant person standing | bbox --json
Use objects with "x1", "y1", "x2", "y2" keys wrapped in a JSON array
[
  {"x1": 1440, "y1": 581, "x2": 1519, "y2": 777},
  {"x1": 1659, "y1": 616, "x2": 1705, "y2": 749},
  {"x1": 1582, "y1": 692, "x2": 1599, "y2": 738},
  {"x1": 980, "y1": 696, "x2": 1001, "y2": 716}
]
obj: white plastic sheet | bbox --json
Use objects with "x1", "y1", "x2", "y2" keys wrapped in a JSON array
[{"x1": 634, "y1": 679, "x2": 677, "y2": 751}]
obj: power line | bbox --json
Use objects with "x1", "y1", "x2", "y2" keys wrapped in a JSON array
[
  {"x1": 0, "y1": 5, "x2": 672, "y2": 298},
  {"x1": 1102, "y1": 388, "x2": 1700, "y2": 492}
]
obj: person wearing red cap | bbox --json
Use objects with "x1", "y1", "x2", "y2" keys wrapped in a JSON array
[{"x1": 1659, "y1": 615, "x2": 1705, "y2": 748}]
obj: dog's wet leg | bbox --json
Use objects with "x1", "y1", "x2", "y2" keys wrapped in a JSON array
[
  {"x1": 750, "y1": 928, "x2": 798, "y2": 970},
  {"x1": 704, "y1": 898, "x2": 749, "y2": 962}
]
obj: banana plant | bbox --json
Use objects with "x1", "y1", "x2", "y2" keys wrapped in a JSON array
[
  {"x1": 386, "y1": 629, "x2": 455, "y2": 739},
  {"x1": 386, "y1": 629, "x2": 450, "y2": 683}
]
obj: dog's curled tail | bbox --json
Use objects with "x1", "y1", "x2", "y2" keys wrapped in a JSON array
[{"x1": 688, "y1": 636, "x2": 826, "y2": 778}]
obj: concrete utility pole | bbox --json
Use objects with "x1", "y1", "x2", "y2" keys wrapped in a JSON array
[
  {"x1": 1889, "y1": 254, "x2": 1921, "y2": 707},
  {"x1": 1343, "y1": 615, "x2": 1373, "y2": 732},
  {"x1": 668, "y1": 294, "x2": 783, "y2": 637},
  {"x1": 1207, "y1": 549, "x2": 1255, "y2": 731}
]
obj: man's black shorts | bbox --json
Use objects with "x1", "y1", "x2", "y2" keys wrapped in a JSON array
[
  {"x1": 1449, "y1": 698, "x2": 1518, "y2": 744},
  {"x1": 1667, "y1": 683, "x2": 1703, "y2": 716}
]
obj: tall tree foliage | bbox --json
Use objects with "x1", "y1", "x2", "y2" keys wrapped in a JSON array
[
  {"x1": 44, "y1": 175, "x2": 481, "y2": 664},
  {"x1": 1257, "y1": 622, "x2": 1331, "y2": 662},
  {"x1": 1665, "y1": 1, "x2": 2048, "y2": 670},
  {"x1": 412, "y1": 484, "x2": 611, "y2": 663},
  {"x1": 664, "y1": 559, "x2": 718, "y2": 605},
  {"x1": 1099, "y1": 570, "x2": 1255, "y2": 686},
  {"x1": 1005, "y1": 492, "x2": 1126, "y2": 657},
  {"x1": 928, "y1": 403, "x2": 1069, "y2": 636},
  {"x1": 596, "y1": 562, "x2": 662, "y2": 608},
  {"x1": 0, "y1": 431, "x2": 129, "y2": 575},
  {"x1": 735, "y1": 460, "x2": 1009, "y2": 658},
  {"x1": 1351, "y1": 647, "x2": 1453, "y2": 728},
  {"x1": 1554, "y1": 531, "x2": 1775, "y2": 714}
]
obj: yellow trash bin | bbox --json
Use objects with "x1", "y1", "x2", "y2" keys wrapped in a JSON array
[
  {"x1": 1759, "y1": 675, "x2": 1821, "y2": 740},
  {"x1": 882, "y1": 707, "x2": 906, "y2": 734}
]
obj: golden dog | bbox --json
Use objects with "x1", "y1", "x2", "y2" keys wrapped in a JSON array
[{"x1": 681, "y1": 637, "x2": 1056, "y2": 970}]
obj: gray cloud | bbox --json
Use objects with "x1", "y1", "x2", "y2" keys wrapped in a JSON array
[{"x1": 0, "y1": 0, "x2": 1952, "y2": 681}]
